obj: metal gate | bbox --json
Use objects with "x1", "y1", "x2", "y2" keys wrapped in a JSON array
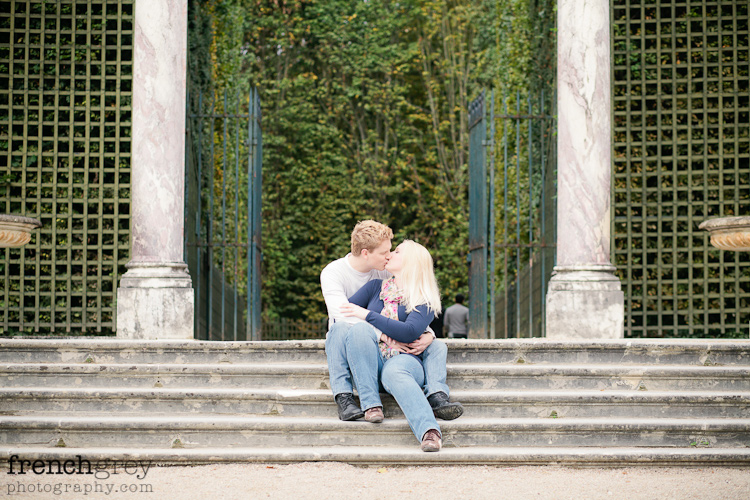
[
  {"x1": 185, "y1": 88, "x2": 262, "y2": 341},
  {"x1": 468, "y1": 90, "x2": 557, "y2": 338},
  {"x1": 468, "y1": 92, "x2": 488, "y2": 338}
]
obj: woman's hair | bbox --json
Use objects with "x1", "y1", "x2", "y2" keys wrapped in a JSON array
[
  {"x1": 351, "y1": 220, "x2": 393, "y2": 256},
  {"x1": 398, "y1": 239, "x2": 442, "y2": 316}
]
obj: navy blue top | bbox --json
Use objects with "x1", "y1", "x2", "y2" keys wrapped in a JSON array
[{"x1": 347, "y1": 279, "x2": 434, "y2": 344}]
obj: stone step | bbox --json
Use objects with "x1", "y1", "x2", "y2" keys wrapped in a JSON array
[
  {"x1": 2, "y1": 339, "x2": 748, "y2": 366},
  {"x1": 0, "y1": 340, "x2": 326, "y2": 365},
  {"x1": 2, "y1": 415, "x2": 748, "y2": 449},
  {"x1": 2, "y1": 388, "x2": 748, "y2": 419},
  {"x1": 0, "y1": 363, "x2": 333, "y2": 391},
  {"x1": 3, "y1": 362, "x2": 748, "y2": 392},
  {"x1": 451, "y1": 364, "x2": 750, "y2": 391},
  {"x1": 2, "y1": 446, "x2": 749, "y2": 467},
  {"x1": 2, "y1": 338, "x2": 748, "y2": 467}
]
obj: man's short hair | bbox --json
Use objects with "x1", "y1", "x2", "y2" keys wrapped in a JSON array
[
  {"x1": 455, "y1": 294, "x2": 465, "y2": 304},
  {"x1": 351, "y1": 220, "x2": 393, "y2": 256}
]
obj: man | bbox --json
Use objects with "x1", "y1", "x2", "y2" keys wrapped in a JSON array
[
  {"x1": 443, "y1": 294, "x2": 469, "y2": 339},
  {"x1": 321, "y1": 220, "x2": 463, "y2": 422}
]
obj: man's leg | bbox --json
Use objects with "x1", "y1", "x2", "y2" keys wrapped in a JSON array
[
  {"x1": 325, "y1": 322, "x2": 354, "y2": 396},
  {"x1": 421, "y1": 340, "x2": 449, "y2": 397},
  {"x1": 344, "y1": 323, "x2": 384, "y2": 412},
  {"x1": 422, "y1": 339, "x2": 464, "y2": 420},
  {"x1": 325, "y1": 322, "x2": 363, "y2": 421}
]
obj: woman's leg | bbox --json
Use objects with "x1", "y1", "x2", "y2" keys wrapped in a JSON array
[
  {"x1": 344, "y1": 323, "x2": 383, "y2": 411},
  {"x1": 381, "y1": 354, "x2": 441, "y2": 443}
]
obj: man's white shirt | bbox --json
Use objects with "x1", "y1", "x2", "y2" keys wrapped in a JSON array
[{"x1": 320, "y1": 254, "x2": 390, "y2": 330}]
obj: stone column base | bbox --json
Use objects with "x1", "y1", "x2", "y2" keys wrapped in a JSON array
[
  {"x1": 545, "y1": 266, "x2": 624, "y2": 340},
  {"x1": 116, "y1": 262, "x2": 194, "y2": 340}
]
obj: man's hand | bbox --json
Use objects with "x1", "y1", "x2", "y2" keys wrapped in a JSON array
[
  {"x1": 404, "y1": 332, "x2": 434, "y2": 355},
  {"x1": 380, "y1": 332, "x2": 433, "y2": 355},
  {"x1": 380, "y1": 334, "x2": 408, "y2": 353}
]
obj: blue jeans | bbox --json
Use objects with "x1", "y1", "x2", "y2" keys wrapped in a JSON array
[
  {"x1": 344, "y1": 326, "x2": 441, "y2": 442},
  {"x1": 325, "y1": 321, "x2": 450, "y2": 398}
]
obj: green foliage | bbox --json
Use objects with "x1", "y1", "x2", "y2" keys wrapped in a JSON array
[{"x1": 189, "y1": 0, "x2": 554, "y2": 322}]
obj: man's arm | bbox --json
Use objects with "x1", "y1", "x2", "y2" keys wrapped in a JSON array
[
  {"x1": 320, "y1": 266, "x2": 364, "y2": 325},
  {"x1": 383, "y1": 332, "x2": 433, "y2": 355}
]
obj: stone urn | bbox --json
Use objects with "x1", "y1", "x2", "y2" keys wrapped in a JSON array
[
  {"x1": 699, "y1": 216, "x2": 750, "y2": 337},
  {"x1": 699, "y1": 216, "x2": 750, "y2": 251},
  {"x1": 0, "y1": 214, "x2": 42, "y2": 248}
]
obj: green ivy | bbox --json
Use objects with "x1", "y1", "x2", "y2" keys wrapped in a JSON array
[{"x1": 188, "y1": 0, "x2": 555, "y2": 322}]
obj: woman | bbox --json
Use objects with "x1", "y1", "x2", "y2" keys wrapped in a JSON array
[{"x1": 339, "y1": 239, "x2": 444, "y2": 452}]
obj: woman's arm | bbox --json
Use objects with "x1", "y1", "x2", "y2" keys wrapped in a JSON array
[
  {"x1": 339, "y1": 281, "x2": 388, "y2": 338},
  {"x1": 364, "y1": 305, "x2": 433, "y2": 343},
  {"x1": 346, "y1": 279, "x2": 381, "y2": 308},
  {"x1": 340, "y1": 280, "x2": 432, "y2": 343}
]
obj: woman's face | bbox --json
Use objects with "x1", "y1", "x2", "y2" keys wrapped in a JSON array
[{"x1": 385, "y1": 244, "x2": 404, "y2": 274}]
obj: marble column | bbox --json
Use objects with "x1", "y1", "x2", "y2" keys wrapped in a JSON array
[
  {"x1": 545, "y1": 0, "x2": 624, "y2": 339},
  {"x1": 116, "y1": 0, "x2": 194, "y2": 339}
]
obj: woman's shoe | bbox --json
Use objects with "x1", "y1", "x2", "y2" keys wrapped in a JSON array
[
  {"x1": 420, "y1": 429, "x2": 442, "y2": 452},
  {"x1": 364, "y1": 406, "x2": 384, "y2": 423}
]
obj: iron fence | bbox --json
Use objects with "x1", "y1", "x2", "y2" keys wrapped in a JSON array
[{"x1": 261, "y1": 318, "x2": 327, "y2": 341}]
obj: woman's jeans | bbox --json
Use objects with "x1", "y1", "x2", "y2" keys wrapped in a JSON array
[
  {"x1": 325, "y1": 321, "x2": 450, "y2": 399},
  {"x1": 327, "y1": 322, "x2": 441, "y2": 442}
]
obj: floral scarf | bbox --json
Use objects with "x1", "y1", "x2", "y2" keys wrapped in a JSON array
[{"x1": 378, "y1": 278, "x2": 403, "y2": 359}]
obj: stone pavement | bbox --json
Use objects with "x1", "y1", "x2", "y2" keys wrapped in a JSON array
[{"x1": 3, "y1": 462, "x2": 749, "y2": 500}]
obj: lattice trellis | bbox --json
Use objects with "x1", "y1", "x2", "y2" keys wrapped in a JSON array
[
  {"x1": 0, "y1": 1, "x2": 132, "y2": 334},
  {"x1": 612, "y1": 1, "x2": 750, "y2": 337}
]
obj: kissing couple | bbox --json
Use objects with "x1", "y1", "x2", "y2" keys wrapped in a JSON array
[{"x1": 321, "y1": 220, "x2": 464, "y2": 452}]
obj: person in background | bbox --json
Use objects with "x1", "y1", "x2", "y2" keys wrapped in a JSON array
[{"x1": 443, "y1": 294, "x2": 469, "y2": 339}]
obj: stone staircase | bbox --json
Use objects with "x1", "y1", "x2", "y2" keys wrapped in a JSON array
[{"x1": 1, "y1": 338, "x2": 749, "y2": 466}]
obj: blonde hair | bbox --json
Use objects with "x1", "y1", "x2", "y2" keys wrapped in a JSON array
[
  {"x1": 397, "y1": 240, "x2": 442, "y2": 316},
  {"x1": 351, "y1": 220, "x2": 393, "y2": 256}
]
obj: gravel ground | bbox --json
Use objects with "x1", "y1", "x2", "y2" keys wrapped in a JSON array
[{"x1": 3, "y1": 462, "x2": 749, "y2": 500}]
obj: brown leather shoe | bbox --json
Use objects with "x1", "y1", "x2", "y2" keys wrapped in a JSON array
[
  {"x1": 364, "y1": 406, "x2": 384, "y2": 423},
  {"x1": 420, "y1": 429, "x2": 442, "y2": 452}
]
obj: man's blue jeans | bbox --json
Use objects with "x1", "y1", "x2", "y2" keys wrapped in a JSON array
[{"x1": 324, "y1": 321, "x2": 450, "y2": 400}]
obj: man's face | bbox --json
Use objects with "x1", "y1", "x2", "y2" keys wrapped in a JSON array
[{"x1": 363, "y1": 239, "x2": 392, "y2": 271}]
